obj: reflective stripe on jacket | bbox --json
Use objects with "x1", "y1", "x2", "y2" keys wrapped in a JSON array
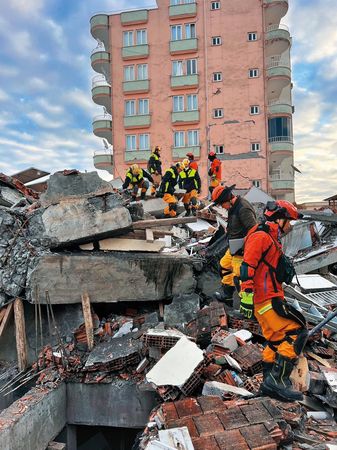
[
  {"x1": 179, "y1": 168, "x2": 201, "y2": 192},
  {"x1": 160, "y1": 166, "x2": 178, "y2": 194}
]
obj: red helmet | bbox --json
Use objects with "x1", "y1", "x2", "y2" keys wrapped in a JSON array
[
  {"x1": 264, "y1": 200, "x2": 302, "y2": 221},
  {"x1": 186, "y1": 152, "x2": 194, "y2": 160},
  {"x1": 208, "y1": 151, "x2": 216, "y2": 157},
  {"x1": 211, "y1": 184, "x2": 236, "y2": 204}
]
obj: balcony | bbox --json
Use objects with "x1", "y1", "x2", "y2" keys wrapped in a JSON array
[
  {"x1": 172, "y1": 110, "x2": 200, "y2": 124},
  {"x1": 265, "y1": 24, "x2": 291, "y2": 56},
  {"x1": 169, "y1": 2, "x2": 197, "y2": 19},
  {"x1": 264, "y1": 0, "x2": 288, "y2": 25},
  {"x1": 123, "y1": 79, "x2": 150, "y2": 94},
  {"x1": 124, "y1": 114, "x2": 151, "y2": 129},
  {"x1": 267, "y1": 100, "x2": 292, "y2": 116},
  {"x1": 270, "y1": 179, "x2": 294, "y2": 190},
  {"x1": 266, "y1": 55, "x2": 291, "y2": 77},
  {"x1": 91, "y1": 48, "x2": 110, "y2": 77},
  {"x1": 92, "y1": 75, "x2": 111, "y2": 113},
  {"x1": 172, "y1": 146, "x2": 200, "y2": 159},
  {"x1": 90, "y1": 14, "x2": 109, "y2": 49},
  {"x1": 121, "y1": 10, "x2": 148, "y2": 25},
  {"x1": 171, "y1": 74, "x2": 199, "y2": 89},
  {"x1": 93, "y1": 150, "x2": 114, "y2": 174},
  {"x1": 269, "y1": 136, "x2": 293, "y2": 153},
  {"x1": 170, "y1": 38, "x2": 198, "y2": 55},
  {"x1": 122, "y1": 44, "x2": 149, "y2": 60},
  {"x1": 92, "y1": 114, "x2": 112, "y2": 144},
  {"x1": 125, "y1": 150, "x2": 151, "y2": 162}
]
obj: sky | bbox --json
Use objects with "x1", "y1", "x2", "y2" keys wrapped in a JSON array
[{"x1": 0, "y1": 0, "x2": 336, "y2": 203}]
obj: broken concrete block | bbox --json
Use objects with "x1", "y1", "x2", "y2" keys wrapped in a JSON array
[
  {"x1": 202, "y1": 381, "x2": 253, "y2": 398},
  {"x1": 99, "y1": 238, "x2": 164, "y2": 252},
  {"x1": 196, "y1": 270, "x2": 222, "y2": 300},
  {"x1": 212, "y1": 330, "x2": 238, "y2": 352},
  {"x1": 27, "y1": 253, "x2": 196, "y2": 304},
  {"x1": 164, "y1": 293, "x2": 200, "y2": 330},
  {"x1": 308, "y1": 371, "x2": 326, "y2": 395}
]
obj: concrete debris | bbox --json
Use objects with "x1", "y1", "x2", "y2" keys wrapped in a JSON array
[
  {"x1": 202, "y1": 381, "x2": 254, "y2": 398},
  {"x1": 164, "y1": 293, "x2": 200, "y2": 330}
]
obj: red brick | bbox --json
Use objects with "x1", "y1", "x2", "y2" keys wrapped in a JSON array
[
  {"x1": 239, "y1": 424, "x2": 277, "y2": 450},
  {"x1": 215, "y1": 430, "x2": 250, "y2": 450},
  {"x1": 192, "y1": 436, "x2": 220, "y2": 450},
  {"x1": 197, "y1": 396, "x2": 226, "y2": 413},
  {"x1": 193, "y1": 413, "x2": 224, "y2": 437},
  {"x1": 166, "y1": 417, "x2": 199, "y2": 438},
  {"x1": 174, "y1": 397, "x2": 202, "y2": 418},
  {"x1": 161, "y1": 402, "x2": 179, "y2": 421},
  {"x1": 217, "y1": 407, "x2": 249, "y2": 430},
  {"x1": 240, "y1": 401, "x2": 273, "y2": 424}
]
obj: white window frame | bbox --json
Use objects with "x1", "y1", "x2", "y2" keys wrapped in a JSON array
[
  {"x1": 187, "y1": 130, "x2": 199, "y2": 146},
  {"x1": 212, "y1": 36, "x2": 222, "y2": 46},
  {"x1": 250, "y1": 142, "x2": 261, "y2": 152},
  {"x1": 248, "y1": 32, "x2": 257, "y2": 41},
  {"x1": 186, "y1": 58, "x2": 197, "y2": 75},
  {"x1": 170, "y1": 0, "x2": 194, "y2": 4},
  {"x1": 137, "y1": 64, "x2": 148, "y2": 80},
  {"x1": 252, "y1": 180, "x2": 261, "y2": 188},
  {"x1": 211, "y1": 2, "x2": 220, "y2": 10},
  {"x1": 123, "y1": 31, "x2": 133, "y2": 47},
  {"x1": 125, "y1": 100, "x2": 136, "y2": 116},
  {"x1": 185, "y1": 23, "x2": 196, "y2": 39},
  {"x1": 173, "y1": 95, "x2": 184, "y2": 112},
  {"x1": 139, "y1": 134, "x2": 150, "y2": 150},
  {"x1": 138, "y1": 98, "x2": 149, "y2": 115},
  {"x1": 215, "y1": 145, "x2": 224, "y2": 154},
  {"x1": 187, "y1": 94, "x2": 198, "y2": 111},
  {"x1": 124, "y1": 65, "x2": 135, "y2": 82},
  {"x1": 126, "y1": 135, "x2": 136, "y2": 151},
  {"x1": 249, "y1": 68, "x2": 259, "y2": 78},
  {"x1": 213, "y1": 72, "x2": 222, "y2": 82},
  {"x1": 174, "y1": 131, "x2": 185, "y2": 147},
  {"x1": 171, "y1": 25, "x2": 182, "y2": 41},
  {"x1": 136, "y1": 29, "x2": 147, "y2": 45},
  {"x1": 250, "y1": 105, "x2": 260, "y2": 115},
  {"x1": 172, "y1": 60, "x2": 184, "y2": 76},
  {"x1": 213, "y1": 108, "x2": 224, "y2": 118}
]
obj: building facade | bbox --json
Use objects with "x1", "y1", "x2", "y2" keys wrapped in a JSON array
[{"x1": 90, "y1": 0, "x2": 294, "y2": 200}]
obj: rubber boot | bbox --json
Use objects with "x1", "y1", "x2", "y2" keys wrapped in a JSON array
[
  {"x1": 261, "y1": 354, "x2": 303, "y2": 401},
  {"x1": 140, "y1": 191, "x2": 146, "y2": 200},
  {"x1": 184, "y1": 204, "x2": 191, "y2": 217},
  {"x1": 191, "y1": 207, "x2": 197, "y2": 216},
  {"x1": 214, "y1": 285, "x2": 235, "y2": 307}
]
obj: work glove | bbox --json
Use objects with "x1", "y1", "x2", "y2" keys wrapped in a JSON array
[{"x1": 239, "y1": 289, "x2": 254, "y2": 319}]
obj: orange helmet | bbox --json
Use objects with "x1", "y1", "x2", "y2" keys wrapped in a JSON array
[
  {"x1": 212, "y1": 184, "x2": 236, "y2": 204},
  {"x1": 264, "y1": 200, "x2": 303, "y2": 221}
]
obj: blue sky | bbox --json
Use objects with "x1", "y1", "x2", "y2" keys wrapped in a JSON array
[{"x1": 0, "y1": 0, "x2": 335, "y2": 202}]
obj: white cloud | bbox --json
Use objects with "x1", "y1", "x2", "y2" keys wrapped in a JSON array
[
  {"x1": 65, "y1": 88, "x2": 98, "y2": 117},
  {"x1": 36, "y1": 98, "x2": 64, "y2": 115},
  {"x1": 27, "y1": 78, "x2": 49, "y2": 92},
  {"x1": 27, "y1": 111, "x2": 64, "y2": 129},
  {"x1": 0, "y1": 89, "x2": 9, "y2": 102}
]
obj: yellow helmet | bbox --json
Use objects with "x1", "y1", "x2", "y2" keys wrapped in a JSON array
[
  {"x1": 181, "y1": 158, "x2": 190, "y2": 169},
  {"x1": 154, "y1": 146, "x2": 161, "y2": 153},
  {"x1": 130, "y1": 164, "x2": 141, "y2": 175}
]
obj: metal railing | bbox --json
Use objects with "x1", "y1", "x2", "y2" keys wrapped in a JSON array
[
  {"x1": 268, "y1": 99, "x2": 292, "y2": 106},
  {"x1": 94, "y1": 149, "x2": 113, "y2": 156},
  {"x1": 268, "y1": 136, "x2": 293, "y2": 143},
  {"x1": 91, "y1": 44, "x2": 108, "y2": 55},
  {"x1": 266, "y1": 55, "x2": 290, "y2": 68},
  {"x1": 93, "y1": 114, "x2": 112, "y2": 122},
  {"x1": 266, "y1": 23, "x2": 289, "y2": 33},
  {"x1": 92, "y1": 75, "x2": 111, "y2": 88}
]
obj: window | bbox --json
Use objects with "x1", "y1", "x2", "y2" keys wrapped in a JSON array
[
  {"x1": 174, "y1": 131, "x2": 185, "y2": 147},
  {"x1": 211, "y1": 2, "x2": 220, "y2": 10},
  {"x1": 185, "y1": 23, "x2": 196, "y2": 39},
  {"x1": 251, "y1": 142, "x2": 260, "y2": 152},
  {"x1": 172, "y1": 60, "x2": 184, "y2": 76},
  {"x1": 171, "y1": 25, "x2": 182, "y2": 41},
  {"x1": 170, "y1": 0, "x2": 194, "y2": 4},
  {"x1": 252, "y1": 180, "x2": 261, "y2": 188},
  {"x1": 123, "y1": 31, "x2": 133, "y2": 47},
  {"x1": 124, "y1": 65, "x2": 135, "y2": 82},
  {"x1": 249, "y1": 68, "x2": 259, "y2": 78},
  {"x1": 187, "y1": 130, "x2": 199, "y2": 146},
  {"x1": 215, "y1": 145, "x2": 224, "y2": 154},
  {"x1": 248, "y1": 32, "x2": 257, "y2": 41},
  {"x1": 139, "y1": 134, "x2": 150, "y2": 150},
  {"x1": 186, "y1": 59, "x2": 197, "y2": 75},
  {"x1": 213, "y1": 108, "x2": 224, "y2": 118},
  {"x1": 138, "y1": 99, "x2": 149, "y2": 115},
  {"x1": 212, "y1": 36, "x2": 221, "y2": 46},
  {"x1": 125, "y1": 100, "x2": 136, "y2": 116},
  {"x1": 268, "y1": 117, "x2": 292, "y2": 142},
  {"x1": 137, "y1": 64, "x2": 148, "y2": 80},
  {"x1": 213, "y1": 72, "x2": 222, "y2": 82},
  {"x1": 136, "y1": 29, "x2": 147, "y2": 45},
  {"x1": 173, "y1": 95, "x2": 184, "y2": 112},
  {"x1": 187, "y1": 94, "x2": 198, "y2": 110},
  {"x1": 250, "y1": 105, "x2": 260, "y2": 115},
  {"x1": 126, "y1": 135, "x2": 136, "y2": 151}
]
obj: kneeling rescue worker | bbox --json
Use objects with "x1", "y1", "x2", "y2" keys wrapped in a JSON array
[
  {"x1": 179, "y1": 158, "x2": 201, "y2": 216},
  {"x1": 158, "y1": 162, "x2": 182, "y2": 217},
  {"x1": 240, "y1": 200, "x2": 308, "y2": 402},
  {"x1": 122, "y1": 164, "x2": 154, "y2": 200}
]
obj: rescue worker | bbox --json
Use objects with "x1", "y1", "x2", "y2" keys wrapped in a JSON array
[
  {"x1": 240, "y1": 200, "x2": 307, "y2": 402},
  {"x1": 179, "y1": 158, "x2": 201, "y2": 216},
  {"x1": 186, "y1": 152, "x2": 198, "y2": 171},
  {"x1": 208, "y1": 151, "x2": 222, "y2": 194},
  {"x1": 157, "y1": 163, "x2": 182, "y2": 217},
  {"x1": 212, "y1": 184, "x2": 257, "y2": 304},
  {"x1": 148, "y1": 146, "x2": 162, "y2": 196},
  {"x1": 122, "y1": 164, "x2": 153, "y2": 200}
]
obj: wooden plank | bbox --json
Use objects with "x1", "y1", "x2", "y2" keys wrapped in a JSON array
[
  {"x1": 99, "y1": 238, "x2": 165, "y2": 252},
  {"x1": 0, "y1": 302, "x2": 14, "y2": 337},
  {"x1": 132, "y1": 216, "x2": 197, "y2": 229},
  {"x1": 146, "y1": 228, "x2": 154, "y2": 242},
  {"x1": 0, "y1": 307, "x2": 6, "y2": 323},
  {"x1": 290, "y1": 355, "x2": 310, "y2": 392},
  {"x1": 307, "y1": 351, "x2": 332, "y2": 368},
  {"x1": 81, "y1": 292, "x2": 94, "y2": 350},
  {"x1": 14, "y1": 298, "x2": 28, "y2": 371}
]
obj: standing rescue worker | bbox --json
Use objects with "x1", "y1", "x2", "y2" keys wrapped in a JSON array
[
  {"x1": 208, "y1": 151, "x2": 222, "y2": 194},
  {"x1": 240, "y1": 200, "x2": 307, "y2": 402},
  {"x1": 212, "y1": 184, "x2": 257, "y2": 303},
  {"x1": 186, "y1": 152, "x2": 198, "y2": 171},
  {"x1": 179, "y1": 158, "x2": 201, "y2": 216},
  {"x1": 157, "y1": 163, "x2": 182, "y2": 217},
  {"x1": 148, "y1": 146, "x2": 162, "y2": 196},
  {"x1": 122, "y1": 164, "x2": 153, "y2": 200}
]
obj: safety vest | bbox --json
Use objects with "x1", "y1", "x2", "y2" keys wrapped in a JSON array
[
  {"x1": 126, "y1": 169, "x2": 144, "y2": 184},
  {"x1": 179, "y1": 168, "x2": 198, "y2": 190},
  {"x1": 164, "y1": 167, "x2": 178, "y2": 192},
  {"x1": 148, "y1": 153, "x2": 160, "y2": 173}
]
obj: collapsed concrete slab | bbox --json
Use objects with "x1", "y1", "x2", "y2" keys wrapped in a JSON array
[{"x1": 27, "y1": 253, "x2": 197, "y2": 304}]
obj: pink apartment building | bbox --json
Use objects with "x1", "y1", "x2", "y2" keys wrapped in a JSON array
[{"x1": 90, "y1": 0, "x2": 294, "y2": 201}]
